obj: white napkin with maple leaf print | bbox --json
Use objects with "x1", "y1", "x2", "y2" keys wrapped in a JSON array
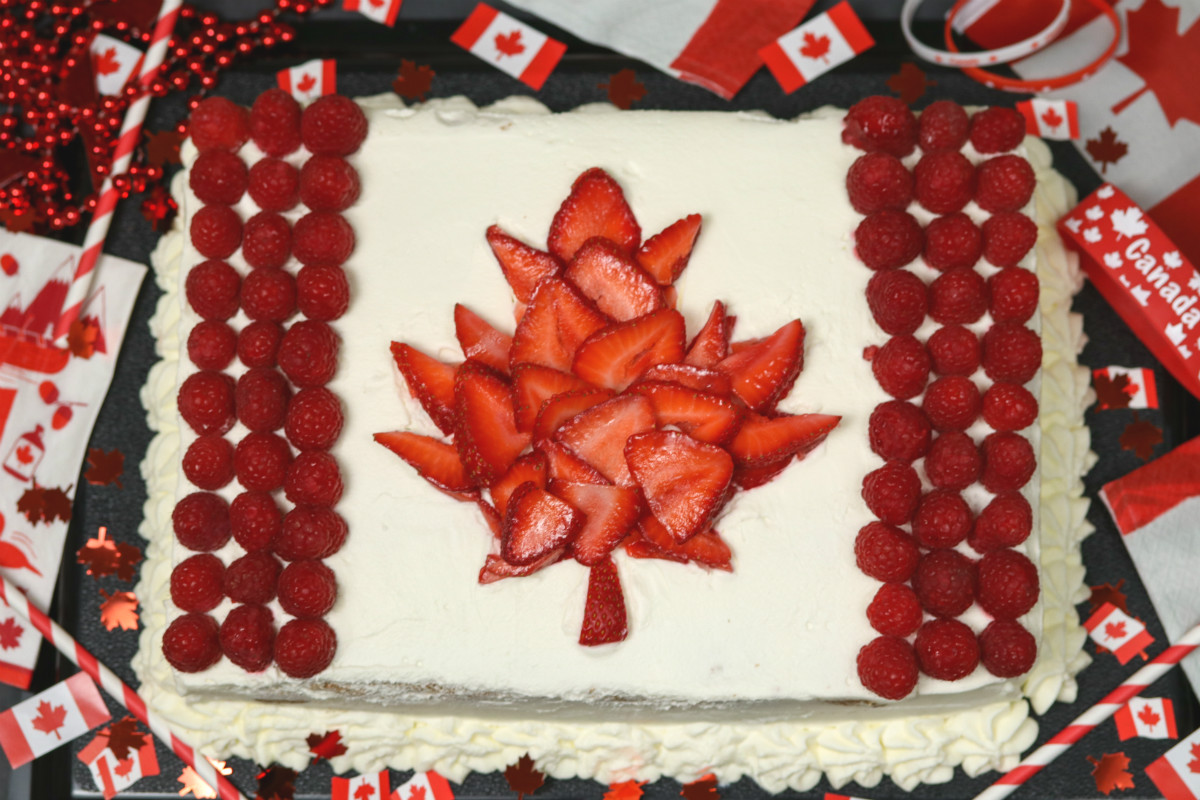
[{"x1": 500, "y1": 0, "x2": 818, "y2": 98}]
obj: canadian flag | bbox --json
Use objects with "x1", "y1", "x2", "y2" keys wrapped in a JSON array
[
  {"x1": 277, "y1": 59, "x2": 337, "y2": 103},
  {"x1": 1017, "y1": 99, "x2": 1081, "y2": 140},
  {"x1": 1084, "y1": 602, "x2": 1155, "y2": 665},
  {"x1": 344, "y1": 0, "x2": 403, "y2": 27},
  {"x1": 390, "y1": 770, "x2": 455, "y2": 800},
  {"x1": 0, "y1": 672, "x2": 110, "y2": 767},
  {"x1": 332, "y1": 770, "x2": 390, "y2": 800},
  {"x1": 451, "y1": 4, "x2": 566, "y2": 91},
  {"x1": 759, "y1": 1, "x2": 874, "y2": 94},
  {"x1": 0, "y1": 605, "x2": 40, "y2": 689},
  {"x1": 89, "y1": 34, "x2": 144, "y2": 97},
  {"x1": 824, "y1": 793, "x2": 872, "y2": 800},
  {"x1": 1114, "y1": 697, "x2": 1178, "y2": 740},
  {"x1": 1093, "y1": 366, "x2": 1160, "y2": 409},
  {"x1": 77, "y1": 728, "x2": 160, "y2": 800},
  {"x1": 1146, "y1": 724, "x2": 1200, "y2": 800}
]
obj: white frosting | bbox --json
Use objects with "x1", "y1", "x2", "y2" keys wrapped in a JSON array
[{"x1": 133, "y1": 97, "x2": 1094, "y2": 792}]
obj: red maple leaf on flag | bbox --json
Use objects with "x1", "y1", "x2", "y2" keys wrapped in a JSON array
[
  {"x1": 354, "y1": 783, "x2": 376, "y2": 800},
  {"x1": 799, "y1": 31, "x2": 831, "y2": 62},
  {"x1": 409, "y1": 786, "x2": 426, "y2": 800},
  {"x1": 0, "y1": 617, "x2": 23, "y2": 649},
  {"x1": 1041, "y1": 106, "x2": 1064, "y2": 129},
  {"x1": 305, "y1": 730, "x2": 347, "y2": 761},
  {"x1": 369, "y1": 0, "x2": 384, "y2": 6},
  {"x1": 494, "y1": 30, "x2": 526, "y2": 58},
  {"x1": 1136, "y1": 703, "x2": 1160, "y2": 728},
  {"x1": 1105, "y1": 620, "x2": 1127, "y2": 640},
  {"x1": 1087, "y1": 752, "x2": 1135, "y2": 794},
  {"x1": 1086, "y1": 127, "x2": 1129, "y2": 174},
  {"x1": 93, "y1": 47, "x2": 121, "y2": 77},
  {"x1": 114, "y1": 757, "x2": 136, "y2": 777},
  {"x1": 1189, "y1": 742, "x2": 1200, "y2": 773},
  {"x1": 30, "y1": 700, "x2": 69, "y2": 739},
  {"x1": 296, "y1": 73, "x2": 317, "y2": 94},
  {"x1": 1111, "y1": 0, "x2": 1200, "y2": 127}
]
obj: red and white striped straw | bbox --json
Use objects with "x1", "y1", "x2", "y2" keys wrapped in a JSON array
[
  {"x1": 974, "y1": 620, "x2": 1200, "y2": 800},
  {"x1": 0, "y1": 575, "x2": 248, "y2": 800},
  {"x1": 53, "y1": 0, "x2": 183, "y2": 342}
]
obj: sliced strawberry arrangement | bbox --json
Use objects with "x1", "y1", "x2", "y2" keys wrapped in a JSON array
[
  {"x1": 579, "y1": 555, "x2": 628, "y2": 646},
  {"x1": 717, "y1": 319, "x2": 805, "y2": 412},
  {"x1": 625, "y1": 430, "x2": 734, "y2": 543},
  {"x1": 685, "y1": 301, "x2": 733, "y2": 368},
  {"x1": 454, "y1": 360, "x2": 530, "y2": 486},
  {"x1": 485, "y1": 225, "x2": 563, "y2": 304},
  {"x1": 374, "y1": 432, "x2": 475, "y2": 498},
  {"x1": 572, "y1": 308, "x2": 686, "y2": 391},
  {"x1": 638, "y1": 214, "x2": 702, "y2": 285},
  {"x1": 501, "y1": 482, "x2": 582, "y2": 566},
  {"x1": 552, "y1": 481, "x2": 641, "y2": 566},
  {"x1": 555, "y1": 394, "x2": 656, "y2": 485},
  {"x1": 728, "y1": 413, "x2": 841, "y2": 466},
  {"x1": 490, "y1": 451, "x2": 549, "y2": 518},
  {"x1": 391, "y1": 342, "x2": 458, "y2": 435},
  {"x1": 563, "y1": 237, "x2": 664, "y2": 321},
  {"x1": 512, "y1": 364, "x2": 594, "y2": 432},
  {"x1": 547, "y1": 167, "x2": 641, "y2": 261},
  {"x1": 629, "y1": 381, "x2": 744, "y2": 445},
  {"x1": 510, "y1": 278, "x2": 609, "y2": 372},
  {"x1": 533, "y1": 388, "x2": 615, "y2": 443},
  {"x1": 454, "y1": 304, "x2": 513, "y2": 375}
]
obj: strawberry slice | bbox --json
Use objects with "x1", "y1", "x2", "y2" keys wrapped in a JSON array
[
  {"x1": 563, "y1": 238, "x2": 663, "y2": 322},
  {"x1": 547, "y1": 168, "x2": 641, "y2": 262},
  {"x1": 551, "y1": 481, "x2": 641, "y2": 566},
  {"x1": 539, "y1": 441, "x2": 609, "y2": 485},
  {"x1": 478, "y1": 549, "x2": 562, "y2": 584},
  {"x1": 477, "y1": 498, "x2": 502, "y2": 538},
  {"x1": 510, "y1": 278, "x2": 609, "y2": 372},
  {"x1": 715, "y1": 319, "x2": 805, "y2": 412},
  {"x1": 637, "y1": 214, "x2": 701, "y2": 285},
  {"x1": 555, "y1": 394, "x2": 656, "y2": 486},
  {"x1": 374, "y1": 431, "x2": 477, "y2": 496},
  {"x1": 628, "y1": 381, "x2": 744, "y2": 445},
  {"x1": 532, "y1": 387, "x2": 615, "y2": 443},
  {"x1": 572, "y1": 308, "x2": 686, "y2": 391},
  {"x1": 485, "y1": 225, "x2": 563, "y2": 304},
  {"x1": 685, "y1": 301, "x2": 732, "y2": 368},
  {"x1": 639, "y1": 363, "x2": 732, "y2": 396},
  {"x1": 454, "y1": 304, "x2": 512, "y2": 375},
  {"x1": 512, "y1": 364, "x2": 595, "y2": 432},
  {"x1": 579, "y1": 555, "x2": 628, "y2": 646},
  {"x1": 454, "y1": 360, "x2": 531, "y2": 486},
  {"x1": 391, "y1": 342, "x2": 458, "y2": 435},
  {"x1": 728, "y1": 412, "x2": 841, "y2": 467},
  {"x1": 624, "y1": 430, "x2": 733, "y2": 543},
  {"x1": 501, "y1": 481, "x2": 582, "y2": 566},
  {"x1": 733, "y1": 455, "x2": 794, "y2": 489},
  {"x1": 634, "y1": 513, "x2": 733, "y2": 571},
  {"x1": 490, "y1": 450, "x2": 549, "y2": 518}
]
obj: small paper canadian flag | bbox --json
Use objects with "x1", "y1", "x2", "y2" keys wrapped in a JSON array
[
  {"x1": 1114, "y1": 697, "x2": 1178, "y2": 741},
  {"x1": 1084, "y1": 602, "x2": 1154, "y2": 665},
  {"x1": 1094, "y1": 366, "x2": 1159, "y2": 409},
  {"x1": 333, "y1": 770, "x2": 390, "y2": 800},
  {"x1": 391, "y1": 770, "x2": 455, "y2": 800},
  {"x1": 824, "y1": 793, "x2": 872, "y2": 800},
  {"x1": 1016, "y1": 98, "x2": 1080, "y2": 140},
  {"x1": 759, "y1": 1, "x2": 874, "y2": 94},
  {"x1": 344, "y1": 0, "x2": 402, "y2": 27},
  {"x1": 89, "y1": 34, "x2": 144, "y2": 97},
  {"x1": 77, "y1": 726, "x2": 160, "y2": 799},
  {"x1": 451, "y1": 3, "x2": 566, "y2": 91},
  {"x1": 277, "y1": 58, "x2": 337, "y2": 103},
  {"x1": 0, "y1": 672, "x2": 110, "y2": 767},
  {"x1": 1146, "y1": 723, "x2": 1200, "y2": 800}
]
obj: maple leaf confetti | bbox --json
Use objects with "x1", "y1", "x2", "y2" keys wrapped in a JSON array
[
  {"x1": 104, "y1": 716, "x2": 147, "y2": 761},
  {"x1": 1087, "y1": 752, "x2": 1135, "y2": 794},
  {"x1": 1120, "y1": 412, "x2": 1163, "y2": 460},
  {"x1": 257, "y1": 765, "x2": 297, "y2": 800},
  {"x1": 68, "y1": 317, "x2": 100, "y2": 359},
  {"x1": 16, "y1": 482, "x2": 73, "y2": 525},
  {"x1": 1089, "y1": 580, "x2": 1128, "y2": 614},
  {"x1": 0, "y1": 617, "x2": 23, "y2": 650},
  {"x1": 494, "y1": 29, "x2": 525, "y2": 59},
  {"x1": 680, "y1": 774, "x2": 719, "y2": 800},
  {"x1": 85, "y1": 447, "x2": 125, "y2": 488},
  {"x1": 144, "y1": 128, "x2": 184, "y2": 167},
  {"x1": 605, "y1": 781, "x2": 647, "y2": 800},
  {"x1": 1086, "y1": 127, "x2": 1129, "y2": 174},
  {"x1": 599, "y1": 69, "x2": 647, "y2": 110},
  {"x1": 504, "y1": 754, "x2": 544, "y2": 800},
  {"x1": 393, "y1": 60, "x2": 436, "y2": 101},
  {"x1": 77, "y1": 526, "x2": 144, "y2": 580},
  {"x1": 1189, "y1": 741, "x2": 1200, "y2": 773},
  {"x1": 99, "y1": 589, "x2": 139, "y2": 631},
  {"x1": 178, "y1": 759, "x2": 232, "y2": 799},
  {"x1": 306, "y1": 729, "x2": 347, "y2": 761},
  {"x1": 887, "y1": 62, "x2": 934, "y2": 105},
  {"x1": 1094, "y1": 372, "x2": 1134, "y2": 410},
  {"x1": 30, "y1": 699, "x2": 68, "y2": 738}
]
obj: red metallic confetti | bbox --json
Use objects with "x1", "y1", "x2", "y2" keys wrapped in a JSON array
[
  {"x1": 16, "y1": 482, "x2": 72, "y2": 525},
  {"x1": 98, "y1": 589, "x2": 139, "y2": 631},
  {"x1": 306, "y1": 730, "x2": 347, "y2": 761},
  {"x1": 1087, "y1": 751, "x2": 1135, "y2": 794},
  {"x1": 680, "y1": 774, "x2": 719, "y2": 800},
  {"x1": 604, "y1": 780, "x2": 647, "y2": 800},
  {"x1": 257, "y1": 765, "x2": 297, "y2": 800},
  {"x1": 599, "y1": 69, "x2": 647, "y2": 110},
  {"x1": 1120, "y1": 412, "x2": 1163, "y2": 460},
  {"x1": 393, "y1": 60, "x2": 436, "y2": 101},
  {"x1": 178, "y1": 759, "x2": 232, "y2": 799},
  {"x1": 85, "y1": 447, "x2": 125, "y2": 488},
  {"x1": 886, "y1": 62, "x2": 934, "y2": 104},
  {"x1": 1089, "y1": 580, "x2": 1129, "y2": 615},
  {"x1": 68, "y1": 318, "x2": 101, "y2": 359},
  {"x1": 144, "y1": 128, "x2": 185, "y2": 167},
  {"x1": 504, "y1": 754, "x2": 545, "y2": 800},
  {"x1": 77, "y1": 526, "x2": 144, "y2": 581}
]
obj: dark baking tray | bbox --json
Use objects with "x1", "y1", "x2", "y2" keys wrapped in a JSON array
[{"x1": 23, "y1": 10, "x2": 1200, "y2": 800}]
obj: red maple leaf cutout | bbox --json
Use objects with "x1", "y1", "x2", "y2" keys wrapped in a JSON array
[
  {"x1": 1086, "y1": 127, "x2": 1129, "y2": 174},
  {"x1": 1105, "y1": 620, "x2": 1127, "y2": 640},
  {"x1": 179, "y1": 759, "x2": 231, "y2": 798},
  {"x1": 256, "y1": 765, "x2": 297, "y2": 800},
  {"x1": 1089, "y1": 580, "x2": 1128, "y2": 615},
  {"x1": 16, "y1": 483, "x2": 73, "y2": 525},
  {"x1": 1087, "y1": 752, "x2": 1135, "y2": 794},
  {"x1": 799, "y1": 31, "x2": 831, "y2": 62},
  {"x1": 0, "y1": 618, "x2": 22, "y2": 649},
  {"x1": 99, "y1": 589, "x2": 139, "y2": 631},
  {"x1": 1041, "y1": 106, "x2": 1065, "y2": 129},
  {"x1": 369, "y1": 0, "x2": 384, "y2": 6},
  {"x1": 598, "y1": 69, "x2": 647, "y2": 110},
  {"x1": 1111, "y1": 0, "x2": 1200, "y2": 127},
  {"x1": 93, "y1": 47, "x2": 122, "y2": 77},
  {"x1": 1188, "y1": 742, "x2": 1200, "y2": 773},
  {"x1": 114, "y1": 542, "x2": 144, "y2": 582},
  {"x1": 354, "y1": 784, "x2": 377, "y2": 800},
  {"x1": 605, "y1": 781, "x2": 647, "y2": 800},
  {"x1": 15, "y1": 445, "x2": 31, "y2": 465},
  {"x1": 305, "y1": 730, "x2": 347, "y2": 761},
  {"x1": 296, "y1": 73, "x2": 317, "y2": 94},
  {"x1": 85, "y1": 447, "x2": 125, "y2": 488},
  {"x1": 393, "y1": 60, "x2": 436, "y2": 101},
  {"x1": 68, "y1": 317, "x2": 100, "y2": 359},
  {"x1": 504, "y1": 754, "x2": 544, "y2": 800},
  {"x1": 144, "y1": 129, "x2": 184, "y2": 167},
  {"x1": 77, "y1": 527, "x2": 120, "y2": 577},
  {"x1": 1119, "y1": 412, "x2": 1163, "y2": 460},
  {"x1": 105, "y1": 716, "x2": 147, "y2": 761},
  {"x1": 30, "y1": 699, "x2": 69, "y2": 739},
  {"x1": 886, "y1": 62, "x2": 934, "y2": 105},
  {"x1": 1094, "y1": 372, "x2": 1134, "y2": 410},
  {"x1": 1136, "y1": 702, "x2": 1160, "y2": 729},
  {"x1": 409, "y1": 786, "x2": 426, "y2": 800},
  {"x1": 114, "y1": 757, "x2": 135, "y2": 777},
  {"x1": 680, "y1": 774, "x2": 719, "y2": 800},
  {"x1": 494, "y1": 30, "x2": 525, "y2": 59}
]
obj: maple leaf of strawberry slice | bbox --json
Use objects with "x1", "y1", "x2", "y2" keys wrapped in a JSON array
[
  {"x1": 533, "y1": 387, "x2": 616, "y2": 443},
  {"x1": 555, "y1": 394, "x2": 656, "y2": 485},
  {"x1": 501, "y1": 482, "x2": 582, "y2": 565},
  {"x1": 716, "y1": 319, "x2": 805, "y2": 412},
  {"x1": 455, "y1": 304, "x2": 513, "y2": 375},
  {"x1": 511, "y1": 278, "x2": 610, "y2": 372},
  {"x1": 563, "y1": 237, "x2": 664, "y2": 321},
  {"x1": 628, "y1": 381, "x2": 745, "y2": 445},
  {"x1": 685, "y1": 301, "x2": 733, "y2": 368},
  {"x1": 512, "y1": 364, "x2": 597, "y2": 432},
  {"x1": 391, "y1": 342, "x2": 459, "y2": 435},
  {"x1": 733, "y1": 455, "x2": 794, "y2": 489},
  {"x1": 551, "y1": 480, "x2": 642, "y2": 566},
  {"x1": 579, "y1": 555, "x2": 628, "y2": 646},
  {"x1": 625, "y1": 430, "x2": 733, "y2": 543},
  {"x1": 572, "y1": 308, "x2": 687, "y2": 391},
  {"x1": 374, "y1": 431, "x2": 478, "y2": 497},
  {"x1": 633, "y1": 514, "x2": 732, "y2": 571},
  {"x1": 491, "y1": 450, "x2": 549, "y2": 518},
  {"x1": 479, "y1": 548, "x2": 563, "y2": 584},
  {"x1": 547, "y1": 168, "x2": 641, "y2": 262},
  {"x1": 454, "y1": 360, "x2": 531, "y2": 486},
  {"x1": 539, "y1": 441, "x2": 610, "y2": 485},
  {"x1": 639, "y1": 363, "x2": 732, "y2": 396},
  {"x1": 486, "y1": 225, "x2": 563, "y2": 305},
  {"x1": 637, "y1": 214, "x2": 702, "y2": 285},
  {"x1": 728, "y1": 412, "x2": 841, "y2": 467}
]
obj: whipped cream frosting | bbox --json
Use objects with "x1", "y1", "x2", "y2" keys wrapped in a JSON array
[{"x1": 133, "y1": 96, "x2": 1094, "y2": 792}]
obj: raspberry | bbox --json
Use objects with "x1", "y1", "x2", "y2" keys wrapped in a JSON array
[
  {"x1": 913, "y1": 548, "x2": 976, "y2": 617},
  {"x1": 278, "y1": 320, "x2": 339, "y2": 387},
  {"x1": 922, "y1": 375, "x2": 981, "y2": 432},
  {"x1": 276, "y1": 506, "x2": 348, "y2": 561},
  {"x1": 178, "y1": 370, "x2": 236, "y2": 435},
  {"x1": 236, "y1": 367, "x2": 291, "y2": 432},
  {"x1": 185, "y1": 259, "x2": 240, "y2": 320},
  {"x1": 976, "y1": 549, "x2": 1039, "y2": 619},
  {"x1": 170, "y1": 553, "x2": 225, "y2": 613},
  {"x1": 190, "y1": 205, "x2": 242, "y2": 259},
  {"x1": 855, "y1": 521, "x2": 920, "y2": 582},
  {"x1": 162, "y1": 613, "x2": 222, "y2": 672},
  {"x1": 872, "y1": 335, "x2": 930, "y2": 400},
  {"x1": 275, "y1": 618, "x2": 337, "y2": 678},
  {"x1": 868, "y1": 400, "x2": 931, "y2": 462},
  {"x1": 987, "y1": 266, "x2": 1039, "y2": 322},
  {"x1": 918, "y1": 100, "x2": 969, "y2": 152},
  {"x1": 857, "y1": 635, "x2": 919, "y2": 700},
  {"x1": 982, "y1": 382, "x2": 1038, "y2": 431},
  {"x1": 278, "y1": 560, "x2": 338, "y2": 618},
  {"x1": 189, "y1": 150, "x2": 248, "y2": 206},
  {"x1": 979, "y1": 619, "x2": 1037, "y2": 677},
  {"x1": 230, "y1": 491, "x2": 282, "y2": 552},
  {"x1": 975, "y1": 155, "x2": 1035, "y2": 213},
  {"x1": 924, "y1": 431, "x2": 981, "y2": 491},
  {"x1": 929, "y1": 268, "x2": 987, "y2": 325},
  {"x1": 982, "y1": 322, "x2": 1041, "y2": 384},
  {"x1": 183, "y1": 435, "x2": 235, "y2": 491},
  {"x1": 247, "y1": 158, "x2": 300, "y2": 212},
  {"x1": 302, "y1": 94, "x2": 368, "y2": 155},
  {"x1": 235, "y1": 432, "x2": 293, "y2": 492},
  {"x1": 842, "y1": 96, "x2": 919, "y2": 158},
  {"x1": 914, "y1": 151, "x2": 975, "y2": 214},
  {"x1": 242, "y1": 211, "x2": 292, "y2": 270},
  {"x1": 219, "y1": 603, "x2": 275, "y2": 672},
  {"x1": 866, "y1": 269, "x2": 927, "y2": 335},
  {"x1": 189, "y1": 97, "x2": 250, "y2": 152},
  {"x1": 300, "y1": 156, "x2": 361, "y2": 212},
  {"x1": 293, "y1": 212, "x2": 355, "y2": 267},
  {"x1": 913, "y1": 489, "x2": 972, "y2": 548},
  {"x1": 855, "y1": 210, "x2": 923, "y2": 270},
  {"x1": 249, "y1": 88, "x2": 302, "y2": 157},
  {"x1": 296, "y1": 264, "x2": 350, "y2": 321},
  {"x1": 223, "y1": 551, "x2": 283, "y2": 605},
  {"x1": 172, "y1": 492, "x2": 231, "y2": 552},
  {"x1": 238, "y1": 320, "x2": 283, "y2": 368},
  {"x1": 285, "y1": 450, "x2": 343, "y2": 507},
  {"x1": 983, "y1": 215, "x2": 1036, "y2": 272},
  {"x1": 867, "y1": 583, "x2": 923, "y2": 638},
  {"x1": 970, "y1": 492, "x2": 1033, "y2": 552},
  {"x1": 187, "y1": 320, "x2": 237, "y2": 370},
  {"x1": 927, "y1": 325, "x2": 980, "y2": 376},
  {"x1": 980, "y1": 431, "x2": 1035, "y2": 492},
  {"x1": 241, "y1": 266, "x2": 296, "y2": 323},
  {"x1": 846, "y1": 153, "x2": 913, "y2": 214},
  {"x1": 914, "y1": 618, "x2": 980, "y2": 680},
  {"x1": 862, "y1": 462, "x2": 921, "y2": 524},
  {"x1": 285, "y1": 387, "x2": 344, "y2": 450},
  {"x1": 969, "y1": 107, "x2": 1026, "y2": 154},
  {"x1": 923, "y1": 213, "x2": 983, "y2": 272}
]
